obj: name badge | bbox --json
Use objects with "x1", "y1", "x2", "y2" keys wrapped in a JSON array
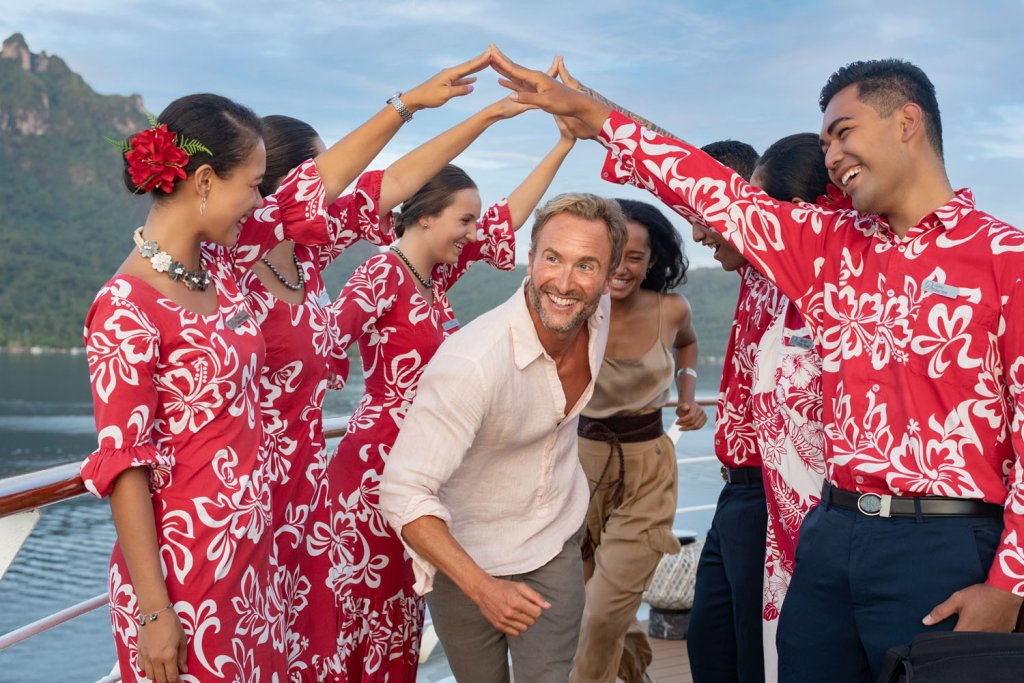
[
  {"x1": 788, "y1": 335, "x2": 814, "y2": 350},
  {"x1": 316, "y1": 290, "x2": 331, "y2": 308},
  {"x1": 442, "y1": 318, "x2": 460, "y2": 331},
  {"x1": 922, "y1": 279, "x2": 959, "y2": 299},
  {"x1": 226, "y1": 310, "x2": 251, "y2": 330}
]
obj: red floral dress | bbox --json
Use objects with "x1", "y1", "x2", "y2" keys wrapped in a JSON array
[
  {"x1": 314, "y1": 200, "x2": 515, "y2": 681},
  {"x1": 750, "y1": 299, "x2": 825, "y2": 681},
  {"x1": 82, "y1": 162, "x2": 327, "y2": 682},
  {"x1": 235, "y1": 171, "x2": 395, "y2": 682}
]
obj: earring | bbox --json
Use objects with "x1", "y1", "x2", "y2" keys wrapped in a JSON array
[
  {"x1": 200, "y1": 193, "x2": 207, "y2": 216},
  {"x1": 420, "y1": 222, "x2": 428, "y2": 230}
]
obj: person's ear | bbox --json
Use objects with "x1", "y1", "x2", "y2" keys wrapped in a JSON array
[{"x1": 897, "y1": 102, "x2": 924, "y2": 144}]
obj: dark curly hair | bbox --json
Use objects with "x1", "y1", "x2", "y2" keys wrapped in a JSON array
[
  {"x1": 819, "y1": 58, "x2": 943, "y2": 159},
  {"x1": 700, "y1": 140, "x2": 759, "y2": 181},
  {"x1": 615, "y1": 198, "x2": 688, "y2": 292},
  {"x1": 122, "y1": 93, "x2": 263, "y2": 197}
]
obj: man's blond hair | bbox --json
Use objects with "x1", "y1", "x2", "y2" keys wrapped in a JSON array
[{"x1": 530, "y1": 193, "x2": 628, "y2": 274}]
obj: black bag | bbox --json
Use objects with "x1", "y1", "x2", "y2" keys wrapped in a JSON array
[{"x1": 878, "y1": 632, "x2": 1024, "y2": 683}]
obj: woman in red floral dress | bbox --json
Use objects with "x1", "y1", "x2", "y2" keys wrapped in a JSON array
[
  {"x1": 82, "y1": 94, "x2": 335, "y2": 683},
  {"x1": 745, "y1": 133, "x2": 831, "y2": 682},
  {"x1": 238, "y1": 65, "x2": 546, "y2": 681},
  {"x1": 319, "y1": 115, "x2": 577, "y2": 680}
]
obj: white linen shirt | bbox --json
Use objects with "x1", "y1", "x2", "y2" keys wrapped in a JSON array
[{"x1": 380, "y1": 281, "x2": 610, "y2": 594}]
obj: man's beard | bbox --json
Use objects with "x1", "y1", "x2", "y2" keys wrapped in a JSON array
[{"x1": 526, "y1": 277, "x2": 600, "y2": 334}]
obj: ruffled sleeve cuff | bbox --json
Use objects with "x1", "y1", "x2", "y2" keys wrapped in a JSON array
[
  {"x1": 274, "y1": 158, "x2": 330, "y2": 246},
  {"x1": 476, "y1": 200, "x2": 516, "y2": 271},
  {"x1": 80, "y1": 443, "x2": 161, "y2": 499}
]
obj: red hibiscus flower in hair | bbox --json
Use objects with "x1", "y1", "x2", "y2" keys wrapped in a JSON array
[
  {"x1": 815, "y1": 182, "x2": 853, "y2": 211},
  {"x1": 125, "y1": 124, "x2": 189, "y2": 193}
]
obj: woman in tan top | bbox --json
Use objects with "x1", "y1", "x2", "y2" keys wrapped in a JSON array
[{"x1": 572, "y1": 198, "x2": 705, "y2": 683}]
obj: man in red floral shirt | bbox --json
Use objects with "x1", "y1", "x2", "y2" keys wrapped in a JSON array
[{"x1": 491, "y1": 50, "x2": 1024, "y2": 682}]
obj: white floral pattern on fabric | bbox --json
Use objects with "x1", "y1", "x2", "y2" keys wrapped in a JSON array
[
  {"x1": 598, "y1": 109, "x2": 1024, "y2": 594},
  {"x1": 324, "y1": 199, "x2": 515, "y2": 680},
  {"x1": 82, "y1": 158, "x2": 330, "y2": 681},
  {"x1": 235, "y1": 170, "x2": 393, "y2": 681},
  {"x1": 751, "y1": 299, "x2": 825, "y2": 682}
]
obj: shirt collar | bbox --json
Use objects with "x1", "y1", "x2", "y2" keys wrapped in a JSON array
[
  {"x1": 875, "y1": 187, "x2": 976, "y2": 239},
  {"x1": 508, "y1": 278, "x2": 608, "y2": 371}
]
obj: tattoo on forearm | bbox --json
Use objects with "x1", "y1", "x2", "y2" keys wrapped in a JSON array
[{"x1": 576, "y1": 83, "x2": 682, "y2": 141}]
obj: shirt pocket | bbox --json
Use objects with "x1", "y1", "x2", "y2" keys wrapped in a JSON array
[{"x1": 906, "y1": 297, "x2": 997, "y2": 387}]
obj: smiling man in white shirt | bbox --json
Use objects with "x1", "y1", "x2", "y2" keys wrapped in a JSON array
[{"x1": 380, "y1": 192, "x2": 628, "y2": 682}]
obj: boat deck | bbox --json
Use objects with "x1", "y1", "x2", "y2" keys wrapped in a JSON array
[{"x1": 641, "y1": 630, "x2": 693, "y2": 683}]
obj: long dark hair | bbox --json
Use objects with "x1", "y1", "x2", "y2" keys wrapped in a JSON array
[
  {"x1": 615, "y1": 198, "x2": 688, "y2": 292},
  {"x1": 394, "y1": 164, "x2": 477, "y2": 237},
  {"x1": 755, "y1": 133, "x2": 830, "y2": 203},
  {"x1": 122, "y1": 93, "x2": 262, "y2": 197},
  {"x1": 260, "y1": 115, "x2": 321, "y2": 197}
]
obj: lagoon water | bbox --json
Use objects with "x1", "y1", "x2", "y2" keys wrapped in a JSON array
[{"x1": 0, "y1": 353, "x2": 725, "y2": 681}]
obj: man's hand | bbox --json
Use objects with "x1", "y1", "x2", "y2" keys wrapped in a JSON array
[
  {"x1": 924, "y1": 583, "x2": 1024, "y2": 631},
  {"x1": 489, "y1": 45, "x2": 609, "y2": 137},
  {"x1": 401, "y1": 48, "x2": 492, "y2": 112},
  {"x1": 469, "y1": 575, "x2": 551, "y2": 636}
]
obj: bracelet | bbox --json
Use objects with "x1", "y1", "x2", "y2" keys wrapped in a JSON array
[
  {"x1": 675, "y1": 367, "x2": 697, "y2": 379},
  {"x1": 137, "y1": 603, "x2": 173, "y2": 627},
  {"x1": 386, "y1": 92, "x2": 413, "y2": 123}
]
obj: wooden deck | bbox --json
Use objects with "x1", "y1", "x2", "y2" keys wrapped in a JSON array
[{"x1": 645, "y1": 632, "x2": 693, "y2": 683}]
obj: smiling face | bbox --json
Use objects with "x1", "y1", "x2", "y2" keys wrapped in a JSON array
[
  {"x1": 423, "y1": 187, "x2": 482, "y2": 265},
  {"x1": 201, "y1": 139, "x2": 266, "y2": 246},
  {"x1": 610, "y1": 220, "x2": 653, "y2": 300},
  {"x1": 820, "y1": 84, "x2": 906, "y2": 216},
  {"x1": 527, "y1": 212, "x2": 613, "y2": 336},
  {"x1": 690, "y1": 220, "x2": 746, "y2": 272}
]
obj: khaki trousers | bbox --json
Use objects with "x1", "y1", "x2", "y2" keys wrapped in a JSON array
[{"x1": 571, "y1": 433, "x2": 681, "y2": 683}]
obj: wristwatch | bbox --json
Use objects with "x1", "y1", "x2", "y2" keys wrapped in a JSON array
[{"x1": 387, "y1": 92, "x2": 413, "y2": 123}]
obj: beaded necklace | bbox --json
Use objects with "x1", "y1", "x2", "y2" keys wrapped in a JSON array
[
  {"x1": 132, "y1": 227, "x2": 211, "y2": 291},
  {"x1": 260, "y1": 252, "x2": 305, "y2": 291},
  {"x1": 389, "y1": 245, "x2": 433, "y2": 289}
]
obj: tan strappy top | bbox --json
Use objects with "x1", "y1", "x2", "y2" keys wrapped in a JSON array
[{"x1": 583, "y1": 296, "x2": 673, "y2": 419}]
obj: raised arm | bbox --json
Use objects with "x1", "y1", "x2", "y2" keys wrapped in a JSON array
[
  {"x1": 378, "y1": 96, "x2": 536, "y2": 215},
  {"x1": 315, "y1": 48, "x2": 492, "y2": 202},
  {"x1": 504, "y1": 115, "x2": 576, "y2": 228},
  {"x1": 552, "y1": 56, "x2": 683, "y2": 141}
]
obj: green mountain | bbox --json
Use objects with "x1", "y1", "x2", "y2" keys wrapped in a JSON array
[
  {"x1": 0, "y1": 33, "x2": 149, "y2": 347},
  {"x1": 0, "y1": 33, "x2": 740, "y2": 359}
]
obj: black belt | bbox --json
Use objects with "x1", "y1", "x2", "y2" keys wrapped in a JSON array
[
  {"x1": 721, "y1": 466, "x2": 762, "y2": 486},
  {"x1": 821, "y1": 482, "x2": 1002, "y2": 518},
  {"x1": 577, "y1": 411, "x2": 663, "y2": 443}
]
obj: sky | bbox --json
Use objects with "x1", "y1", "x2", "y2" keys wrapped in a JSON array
[{"x1": 4, "y1": 0, "x2": 1024, "y2": 268}]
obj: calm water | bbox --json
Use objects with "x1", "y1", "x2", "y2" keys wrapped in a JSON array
[{"x1": 0, "y1": 353, "x2": 725, "y2": 682}]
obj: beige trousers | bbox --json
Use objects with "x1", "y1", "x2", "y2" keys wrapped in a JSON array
[{"x1": 571, "y1": 432, "x2": 681, "y2": 683}]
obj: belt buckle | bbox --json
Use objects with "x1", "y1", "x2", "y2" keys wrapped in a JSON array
[
  {"x1": 856, "y1": 492, "x2": 892, "y2": 518},
  {"x1": 720, "y1": 466, "x2": 729, "y2": 484}
]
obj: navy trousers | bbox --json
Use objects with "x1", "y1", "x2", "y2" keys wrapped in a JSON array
[
  {"x1": 776, "y1": 501, "x2": 1002, "y2": 683},
  {"x1": 687, "y1": 480, "x2": 768, "y2": 683}
]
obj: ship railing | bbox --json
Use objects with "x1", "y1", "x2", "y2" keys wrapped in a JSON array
[{"x1": 0, "y1": 396, "x2": 719, "y2": 681}]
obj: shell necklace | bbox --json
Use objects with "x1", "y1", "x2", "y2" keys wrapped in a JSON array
[{"x1": 133, "y1": 227, "x2": 211, "y2": 291}]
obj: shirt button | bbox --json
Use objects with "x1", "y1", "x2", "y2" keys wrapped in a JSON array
[
  {"x1": 897, "y1": 245, "x2": 906, "y2": 252},
  {"x1": 886, "y1": 289, "x2": 895, "y2": 297},
  {"x1": 856, "y1": 476, "x2": 866, "y2": 484},
  {"x1": 871, "y1": 384, "x2": 880, "y2": 392}
]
